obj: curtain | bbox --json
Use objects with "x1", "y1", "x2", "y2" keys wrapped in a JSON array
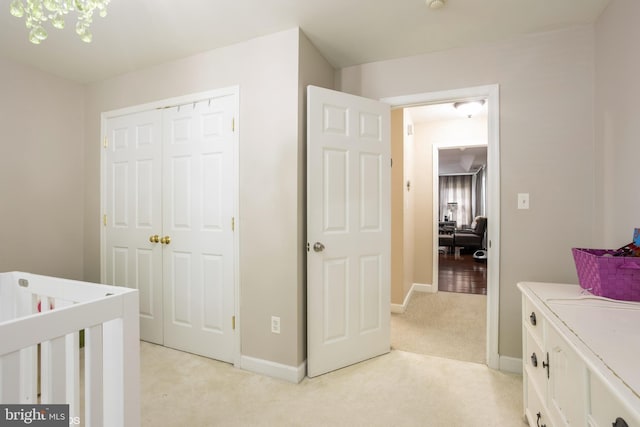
[
  {"x1": 474, "y1": 166, "x2": 486, "y2": 218},
  {"x1": 439, "y1": 175, "x2": 473, "y2": 227}
]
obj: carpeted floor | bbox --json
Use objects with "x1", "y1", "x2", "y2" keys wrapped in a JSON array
[
  {"x1": 140, "y1": 342, "x2": 524, "y2": 426},
  {"x1": 391, "y1": 291, "x2": 487, "y2": 364},
  {"x1": 138, "y1": 291, "x2": 521, "y2": 426}
]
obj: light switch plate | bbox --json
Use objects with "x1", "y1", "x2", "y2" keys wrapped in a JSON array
[{"x1": 518, "y1": 193, "x2": 529, "y2": 210}]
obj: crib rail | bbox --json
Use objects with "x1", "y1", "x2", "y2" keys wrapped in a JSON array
[{"x1": 0, "y1": 272, "x2": 140, "y2": 427}]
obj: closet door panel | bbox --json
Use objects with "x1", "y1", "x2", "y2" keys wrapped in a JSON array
[
  {"x1": 105, "y1": 110, "x2": 164, "y2": 344},
  {"x1": 162, "y1": 95, "x2": 236, "y2": 362}
]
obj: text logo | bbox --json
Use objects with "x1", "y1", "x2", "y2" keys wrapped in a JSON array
[{"x1": 0, "y1": 405, "x2": 69, "y2": 426}]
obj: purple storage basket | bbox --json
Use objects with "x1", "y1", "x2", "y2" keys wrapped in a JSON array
[{"x1": 572, "y1": 248, "x2": 640, "y2": 302}]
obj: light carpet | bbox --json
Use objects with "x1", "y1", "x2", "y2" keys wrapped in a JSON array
[
  {"x1": 391, "y1": 291, "x2": 487, "y2": 364},
  {"x1": 140, "y1": 342, "x2": 524, "y2": 426}
]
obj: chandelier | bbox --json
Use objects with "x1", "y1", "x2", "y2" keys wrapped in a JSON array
[{"x1": 9, "y1": 0, "x2": 111, "y2": 44}]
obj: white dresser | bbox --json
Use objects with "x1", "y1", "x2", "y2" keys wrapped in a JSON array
[{"x1": 518, "y1": 282, "x2": 640, "y2": 427}]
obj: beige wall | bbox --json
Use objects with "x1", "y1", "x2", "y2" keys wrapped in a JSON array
[
  {"x1": 338, "y1": 26, "x2": 596, "y2": 358},
  {"x1": 390, "y1": 109, "x2": 405, "y2": 304},
  {"x1": 594, "y1": 0, "x2": 640, "y2": 248},
  {"x1": 0, "y1": 58, "x2": 85, "y2": 280},
  {"x1": 83, "y1": 28, "x2": 331, "y2": 369},
  {"x1": 297, "y1": 32, "x2": 336, "y2": 363},
  {"x1": 411, "y1": 122, "x2": 433, "y2": 286},
  {"x1": 402, "y1": 112, "x2": 416, "y2": 297}
]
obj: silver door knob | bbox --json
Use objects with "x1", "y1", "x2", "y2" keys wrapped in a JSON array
[{"x1": 313, "y1": 242, "x2": 325, "y2": 252}]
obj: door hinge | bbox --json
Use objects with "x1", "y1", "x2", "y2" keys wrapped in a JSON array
[
  {"x1": 390, "y1": 158, "x2": 393, "y2": 167},
  {"x1": 232, "y1": 117, "x2": 235, "y2": 132},
  {"x1": 231, "y1": 217, "x2": 235, "y2": 231},
  {"x1": 232, "y1": 315, "x2": 236, "y2": 330},
  {"x1": 103, "y1": 214, "x2": 107, "y2": 226},
  {"x1": 103, "y1": 137, "x2": 108, "y2": 148}
]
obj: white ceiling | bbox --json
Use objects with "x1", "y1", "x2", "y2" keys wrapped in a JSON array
[
  {"x1": 0, "y1": 0, "x2": 610, "y2": 84},
  {"x1": 439, "y1": 146, "x2": 487, "y2": 175}
]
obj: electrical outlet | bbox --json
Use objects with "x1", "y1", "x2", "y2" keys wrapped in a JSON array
[{"x1": 271, "y1": 316, "x2": 281, "y2": 334}]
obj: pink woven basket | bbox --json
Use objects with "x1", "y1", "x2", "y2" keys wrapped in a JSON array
[{"x1": 572, "y1": 248, "x2": 640, "y2": 301}]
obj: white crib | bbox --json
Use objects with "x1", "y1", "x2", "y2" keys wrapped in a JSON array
[{"x1": 0, "y1": 272, "x2": 140, "y2": 426}]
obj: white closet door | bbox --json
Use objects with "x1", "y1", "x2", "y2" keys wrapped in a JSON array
[
  {"x1": 105, "y1": 110, "x2": 164, "y2": 344},
  {"x1": 161, "y1": 95, "x2": 236, "y2": 362}
]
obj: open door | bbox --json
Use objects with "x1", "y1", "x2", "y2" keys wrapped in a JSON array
[{"x1": 307, "y1": 86, "x2": 391, "y2": 377}]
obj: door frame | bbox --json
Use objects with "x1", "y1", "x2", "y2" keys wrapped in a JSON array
[
  {"x1": 99, "y1": 87, "x2": 241, "y2": 366},
  {"x1": 382, "y1": 84, "x2": 500, "y2": 369}
]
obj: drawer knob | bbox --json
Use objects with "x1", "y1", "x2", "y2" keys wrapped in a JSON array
[
  {"x1": 530, "y1": 311, "x2": 537, "y2": 326},
  {"x1": 536, "y1": 412, "x2": 546, "y2": 427},
  {"x1": 613, "y1": 418, "x2": 629, "y2": 427},
  {"x1": 531, "y1": 352, "x2": 538, "y2": 367}
]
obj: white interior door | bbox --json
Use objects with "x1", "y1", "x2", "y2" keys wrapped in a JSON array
[
  {"x1": 307, "y1": 85, "x2": 391, "y2": 377},
  {"x1": 161, "y1": 95, "x2": 236, "y2": 362},
  {"x1": 105, "y1": 110, "x2": 164, "y2": 344}
]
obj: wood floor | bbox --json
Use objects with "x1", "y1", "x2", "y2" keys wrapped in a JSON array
[{"x1": 438, "y1": 251, "x2": 487, "y2": 295}]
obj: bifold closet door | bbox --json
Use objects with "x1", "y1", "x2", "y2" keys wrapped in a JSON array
[
  {"x1": 161, "y1": 96, "x2": 236, "y2": 362},
  {"x1": 104, "y1": 93, "x2": 237, "y2": 363},
  {"x1": 105, "y1": 110, "x2": 164, "y2": 344}
]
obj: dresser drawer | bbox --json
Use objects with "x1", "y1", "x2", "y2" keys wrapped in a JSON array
[
  {"x1": 524, "y1": 330, "x2": 547, "y2": 397},
  {"x1": 589, "y1": 373, "x2": 640, "y2": 427},
  {"x1": 524, "y1": 296, "x2": 544, "y2": 345},
  {"x1": 526, "y1": 378, "x2": 552, "y2": 427}
]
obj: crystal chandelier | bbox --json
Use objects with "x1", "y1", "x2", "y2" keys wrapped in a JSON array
[{"x1": 9, "y1": 0, "x2": 111, "y2": 44}]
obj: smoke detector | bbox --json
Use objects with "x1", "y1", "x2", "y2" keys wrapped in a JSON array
[{"x1": 428, "y1": 0, "x2": 446, "y2": 9}]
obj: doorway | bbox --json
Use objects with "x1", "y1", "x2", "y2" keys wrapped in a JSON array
[
  {"x1": 436, "y1": 145, "x2": 488, "y2": 295},
  {"x1": 383, "y1": 85, "x2": 500, "y2": 369}
]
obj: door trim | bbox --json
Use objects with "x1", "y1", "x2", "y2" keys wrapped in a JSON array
[
  {"x1": 99, "y1": 86, "x2": 241, "y2": 367},
  {"x1": 382, "y1": 84, "x2": 500, "y2": 370}
]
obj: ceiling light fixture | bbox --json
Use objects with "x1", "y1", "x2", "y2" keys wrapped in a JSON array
[
  {"x1": 453, "y1": 100, "x2": 486, "y2": 118},
  {"x1": 9, "y1": 0, "x2": 111, "y2": 44},
  {"x1": 428, "y1": 0, "x2": 446, "y2": 9}
]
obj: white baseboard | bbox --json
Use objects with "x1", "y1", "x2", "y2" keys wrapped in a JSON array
[
  {"x1": 390, "y1": 304, "x2": 405, "y2": 314},
  {"x1": 412, "y1": 283, "x2": 434, "y2": 293},
  {"x1": 240, "y1": 355, "x2": 306, "y2": 383},
  {"x1": 390, "y1": 283, "x2": 434, "y2": 313},
  {"x1": 499, "y1": 356, "x2": 522, "y2": 374}
]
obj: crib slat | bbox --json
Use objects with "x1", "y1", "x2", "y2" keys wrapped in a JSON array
[
  {"x1": 19, "y1": 345, "x2": 37, "y2": 403},
  {"x1": 0, "y1": 351, "x2": 21, "y2": 403},
  {"x1": 85, "y1": 325, "x2": 103, "y2": 427},
  {"x1": 66, "y1": 332, "x2": 80, "y2": 420},
  {"x1": 53, "y1": 300, "x2": 81, "y2": 418},
  {"x1": 40, "y1": 336, "x2": 67, "y2": 403}
]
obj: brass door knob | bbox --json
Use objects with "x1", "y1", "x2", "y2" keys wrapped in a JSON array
[
  {"x1": 149, "y1": 235, "x2": 160, "y2": 243},
  {"x1": 160, "y1": 236, "x2": 171, "y2": 245}
]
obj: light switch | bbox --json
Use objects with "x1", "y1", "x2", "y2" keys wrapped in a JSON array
[{"x1": 518, "y1": 193, "x2": 530, "y2": 210}]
